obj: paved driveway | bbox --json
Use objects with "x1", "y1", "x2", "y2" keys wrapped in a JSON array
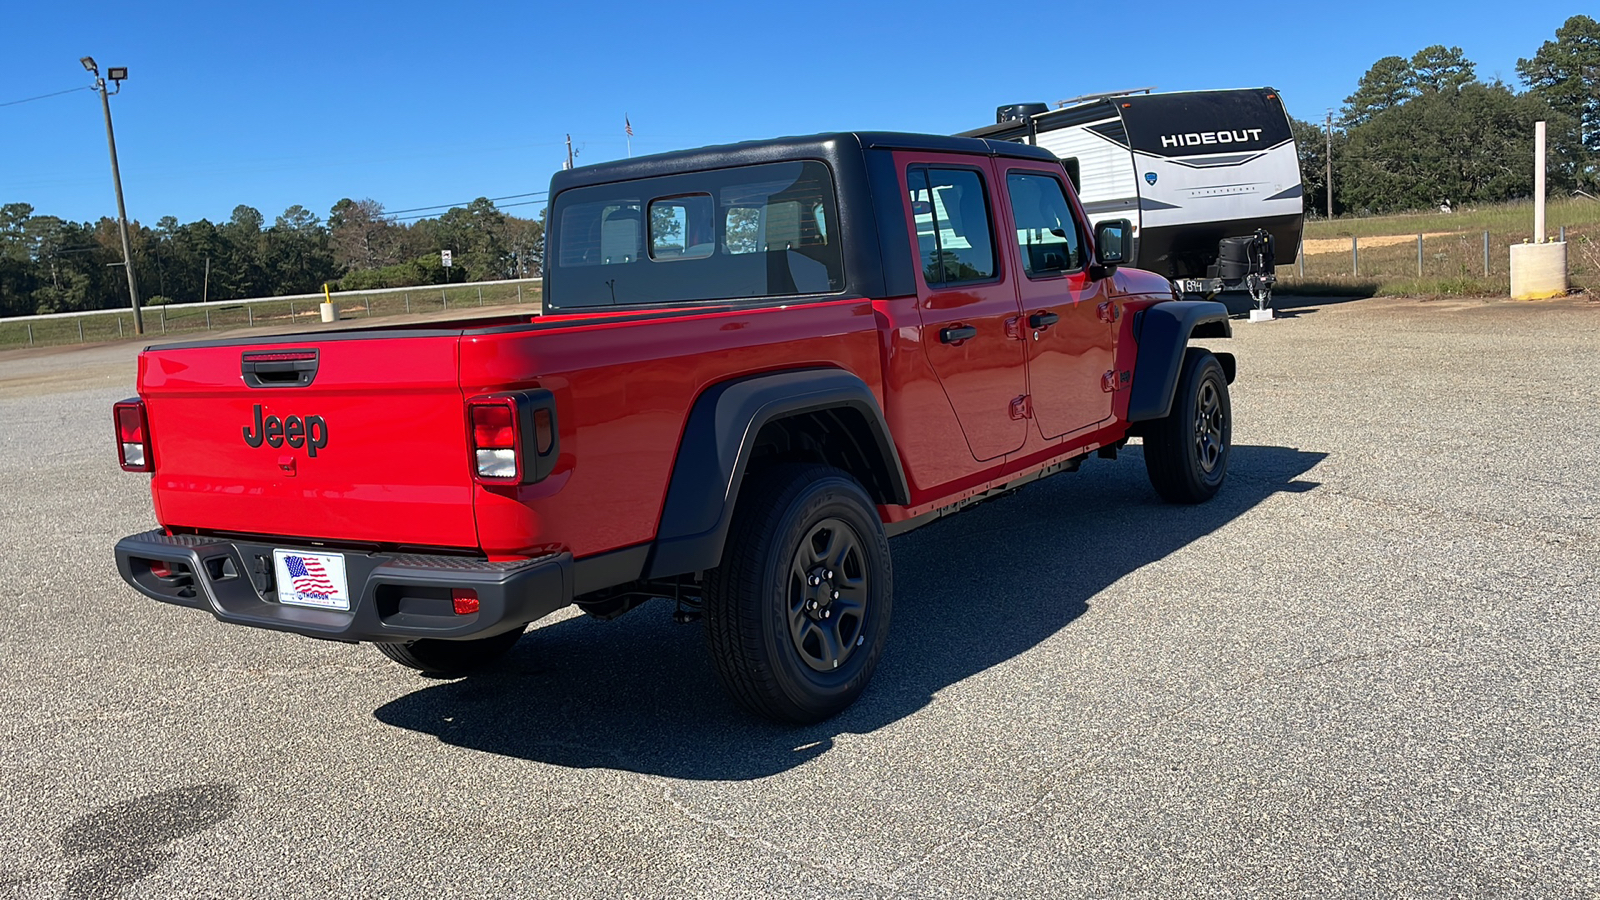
[{"x1": 0, "y1": 295, "x2": 1595, "y2": 898}]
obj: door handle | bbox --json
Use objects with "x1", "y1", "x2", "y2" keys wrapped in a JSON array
[
  {"x1": 1028, "y1": 311, "x2": 1059, "y2": 329},
  {"x1": 940, "y1": 325, "x2": 977, "y2": 343}
]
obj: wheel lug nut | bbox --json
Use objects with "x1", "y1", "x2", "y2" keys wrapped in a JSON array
[
  {"x1": 808, "y1": 576, "x2": 820, "y2": 586},
  {"x1": 825, "y1": 571, "x2": 833, "y2": 580},
  {"x1": 822, "y1": 609, "x2": 830, "y2": 618},
  {"x1": 832, "y1": 590, "x2": 840, "y2": 600},
  {"x1": 808, "y1": 600, "x2": 818, "y2": 610}
]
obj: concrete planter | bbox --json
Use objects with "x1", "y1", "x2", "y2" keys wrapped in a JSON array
[{"x1": 1509, "y1": 242, "x2": 1568, "y2": 300}]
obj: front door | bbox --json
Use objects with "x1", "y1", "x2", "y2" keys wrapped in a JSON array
[
  {"x1": 900, "y1": 157, "x2": 1028, "y2": 462},
  {"x1": 999, "y1": 165, "x2": 1117, "y2": 440}
]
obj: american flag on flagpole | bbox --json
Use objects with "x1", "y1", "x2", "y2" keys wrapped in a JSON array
[
  {"x1": 625, "y1": 115, "x2": 633, "y2": 137},
  {"x1": 284, "y1": 555, "x2": 337, "y2": 597}
]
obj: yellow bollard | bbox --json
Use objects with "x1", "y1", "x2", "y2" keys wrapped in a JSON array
[{"x1": 320, "y1": 283, "x2": 338, "y2": 323}]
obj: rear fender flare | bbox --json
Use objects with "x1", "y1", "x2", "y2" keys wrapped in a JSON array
[
  {"x1": 645, "y1": 368, "x2": 908, "y2": 579},
  {"x1": 1127, "y1": 300, "x2": 1234, "y2": 423}
]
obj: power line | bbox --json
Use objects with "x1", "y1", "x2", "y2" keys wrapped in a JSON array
[
  {"x1": 385, "y1": 190, "x2": 547, "y2": 216},
  {"x1": 390, "y1": 196, "x2": 547, "y2": 223},
  {"x1": 0, "y1": 85, "x2": 91, "y2": 109}
]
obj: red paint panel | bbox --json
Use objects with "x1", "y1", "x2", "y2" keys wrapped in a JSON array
[
  {"x1": 995, "y1": 161, "x2": 1119, "y2": 440},
  {"x1": 141, "y1": 335, "x2": 479, "y2": 548},
  {"x1": 869, "y1": 296, "x2": 979, "y2": 503},
  {"x1": 895, "y1": 152, "x2": 1029, "y2": 464},
  {"x1": 459, "y1": 298, "x2": 885, "y2": 558}
]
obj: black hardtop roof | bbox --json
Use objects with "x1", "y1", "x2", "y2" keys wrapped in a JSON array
[{"x1": 549, "y1": 131, "x2": 1058, "y2": 193}]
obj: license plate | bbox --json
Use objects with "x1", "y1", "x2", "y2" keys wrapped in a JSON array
[{"x1": 272, "y1": 550, "x2": 351, "y2": 610}]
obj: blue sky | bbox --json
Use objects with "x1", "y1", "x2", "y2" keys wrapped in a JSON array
[{"x1": 0, "y1": 1, "x2": 1579, "y2": 226}]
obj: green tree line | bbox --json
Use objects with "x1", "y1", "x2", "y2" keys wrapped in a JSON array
[
  {"x1": 1294, "y1": 16, "x2": 1599, "y2": 217},
  {"x1": 0, "y1": 195, "x2": 543, "y2": 318}
]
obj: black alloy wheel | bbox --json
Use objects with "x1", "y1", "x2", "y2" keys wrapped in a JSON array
[
  {"x1": 1143, "y1": 348, "x2": 1231, "y2": 504},
  {"x1": 704, "y1": 464, "x2": 893, "y2": 724},
  {"x1": 787, "y1": 517, "x2": 871, "y2": 673}
]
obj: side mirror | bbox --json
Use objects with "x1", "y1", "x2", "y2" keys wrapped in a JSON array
[{"x1": 1093, "y1": 219, "x2": 1132, "y2": 270}]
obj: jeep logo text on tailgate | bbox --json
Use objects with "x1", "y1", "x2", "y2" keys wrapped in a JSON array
[{"x1": 243, "y1": 404, "x2": 328, "y2": 456}]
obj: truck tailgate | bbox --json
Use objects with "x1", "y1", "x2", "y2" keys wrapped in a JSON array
[{"x1": 140, "y1": 334, "x2": 477, "y2": 549}]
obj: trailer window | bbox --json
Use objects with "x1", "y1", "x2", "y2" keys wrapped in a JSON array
[
  {"x1": 1006, "y1": 172, "x2": 1083, "y2": 276},
  {"x1": 549, "y1": 160, "x2": 843, "y2": 308},
  {"x1": 908, "y1": 166, "x2": 996, "y2": 286}
]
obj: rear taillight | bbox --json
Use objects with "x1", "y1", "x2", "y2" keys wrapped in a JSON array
[
  {"x1": 451, "y1": 589, "x2": 480, "y2": 615},
  {"x1": 114, "y1": 399, "x2": 152, "y2": 472},
  {"x1": 469, "y1": 399, "x2": 521, "y2": 481},
  {"x1": 466, "y1": 390, "x2": 560, "y2": 485}
]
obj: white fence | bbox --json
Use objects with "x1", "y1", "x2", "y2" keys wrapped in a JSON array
[{"x1": 0, "y1": 278, "x2": 543, "y2": 348}]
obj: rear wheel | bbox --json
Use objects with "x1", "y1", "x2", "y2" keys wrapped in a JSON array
[
  {"x1": 704, "y1": 464, "x2": 892, "y2": 724},
  {"x1": 1143, "y1": 348, "x2": 1231, "y2": 504},
  {"x1": 375, "y1": 625, "x2": 526, "y2": 676}
]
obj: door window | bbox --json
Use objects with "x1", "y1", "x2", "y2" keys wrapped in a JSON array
[
  {"x1": 908, "y1": 167, "x2": 997, "y2": 286},
  {"x1": 1006, "y1": 172, "x2": 1084, "y2": 277}
]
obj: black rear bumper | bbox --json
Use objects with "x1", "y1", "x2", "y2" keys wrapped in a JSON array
[{"x1": 114, "y1": 529, "x2": 572, "y2": 642}]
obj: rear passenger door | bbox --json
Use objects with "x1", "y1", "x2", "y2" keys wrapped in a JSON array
[
  {"x1": 899, "y1": 156, "x2": 1029, "y2": 463},
  {"x1": 1000, "y1": 164, "x2": 1117, "y2": 439}
]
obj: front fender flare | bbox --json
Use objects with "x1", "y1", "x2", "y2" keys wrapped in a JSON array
[{"x1": 1127, "y1": 300, "x2": 1233, "y2": 423}]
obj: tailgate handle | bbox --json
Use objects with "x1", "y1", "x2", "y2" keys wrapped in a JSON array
[{"x1": 242, "y1": 350, "x2": 319, "y2": 388}]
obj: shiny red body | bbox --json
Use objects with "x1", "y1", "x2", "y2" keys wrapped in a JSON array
[{"x1": 130, "y1": 149, "x2": 1176, "y2": 564}]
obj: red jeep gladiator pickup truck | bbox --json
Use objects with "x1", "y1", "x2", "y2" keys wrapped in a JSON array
[{"x1": 114, "y1": 132, "x2": 1235, "y2": 723}]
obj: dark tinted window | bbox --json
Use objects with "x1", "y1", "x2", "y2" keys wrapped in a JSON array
[
  {"x1": 549, "y1": 161, "x2": 842, "y2": 308},
  {"x1": 1006, "y1": 172, "x2": 1083, "y2": 275},
  {"x1": 908, "y1": 166, "x2": 996, "y2": 285}
]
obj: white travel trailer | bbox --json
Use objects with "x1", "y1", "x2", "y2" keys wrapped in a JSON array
[{"x1": 962, "y1": 88, "x2": 1303, "y2": 303}]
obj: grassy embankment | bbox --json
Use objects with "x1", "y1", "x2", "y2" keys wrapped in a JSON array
[
  {"x1": 1281, "y1": 196, "x2": 1599, "y2": 298},
  {"x1": 0, "y1": 281, "x2": 541, "y2": 350}
]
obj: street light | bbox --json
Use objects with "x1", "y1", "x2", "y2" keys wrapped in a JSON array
[{"x1": 83, "y1": 55, "x2": 143, "y2": 334}]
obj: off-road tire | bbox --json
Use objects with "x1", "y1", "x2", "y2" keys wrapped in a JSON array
[
  {"x1": 375, "y1": 625, "x2": 527, "y2": 676},
  {"x1": 703, "y1": 464, "x2": 893, "y2": 724},
  {"x1": 1143, "y1": 348, "x2": 1231, "y2": 504}
]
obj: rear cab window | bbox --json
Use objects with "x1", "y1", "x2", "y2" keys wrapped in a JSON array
[{"x1": 549, "y1": 161, "x2": 844, "y2": 308}]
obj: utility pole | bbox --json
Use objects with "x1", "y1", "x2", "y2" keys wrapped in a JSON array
[
  {"x1": 82, "y1": 57, "x2": 143, "y2": 335},
  {"x1": 565, "y1": 133, "x2": 575, "y2": 170},
  {"x1": 1325, "y1": 110, "x2": 1334, "y2": 221}
]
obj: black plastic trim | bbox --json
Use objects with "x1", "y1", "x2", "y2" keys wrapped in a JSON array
[
  {"x1": 472, "y1": 389, "x2": 559, "y2": 484},
  {"x1": 115, "y1": 530, "x2": 573, "y2": 642},
  {"x1": 645, "y1": 368, "x2": 909, "y2": 578},
  {"x1": 571, "y1": 544, "x2": 652, "y2": 596},
  {"x1": 865, "y1": 147, "x2": 917, "y2": 298},
  {"x1": 241, "y1": 349, "x2": 320, "y2": 388},
  {"x1": 1127, "y1": 301, "x2": 1232, "y2": 422}
]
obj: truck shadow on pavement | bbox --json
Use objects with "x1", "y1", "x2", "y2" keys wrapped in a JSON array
[{"x1": 374, "y1": 444, "x2": 1325, "y2": 780}]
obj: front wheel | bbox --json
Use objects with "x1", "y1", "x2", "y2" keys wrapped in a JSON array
[
  {"x1": 1143, "y1": 348, "x2": 1231, "y2": 504},
  {"x1": 703, "y1": 464, "x2": 893, "y2": 724}
]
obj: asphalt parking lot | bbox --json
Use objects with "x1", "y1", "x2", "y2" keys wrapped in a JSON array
[{"x1": 0, "y1": 294, "x2": 1596, "y2": 898}]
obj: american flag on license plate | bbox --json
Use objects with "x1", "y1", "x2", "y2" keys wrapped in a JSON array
[{"x1": 284, "y1": 555, "x2": 337, "y2": 596}]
